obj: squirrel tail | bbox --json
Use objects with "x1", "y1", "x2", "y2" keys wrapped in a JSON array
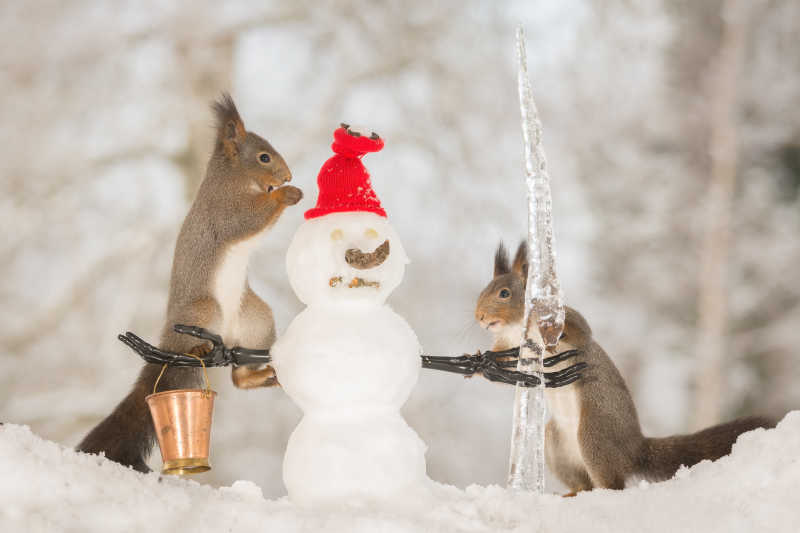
[
  {"x1": 76, "y1": 364, "x2": 201, "y2": 472},
  {"x1": 642, "y1": 416, "x2": 776, "y2": 481}
]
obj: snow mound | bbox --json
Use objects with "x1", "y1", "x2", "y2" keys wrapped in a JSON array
[{"x1": 2, "y1": 413, "x2": 799, "y2": 532}]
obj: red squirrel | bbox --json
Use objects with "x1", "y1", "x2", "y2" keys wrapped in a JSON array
[
  {"x1": 476, "y1": 241, "x2": 775, "y2": 493},
  {"x1": 77, "y1": 95, "x2": 302, "y2": 472}
]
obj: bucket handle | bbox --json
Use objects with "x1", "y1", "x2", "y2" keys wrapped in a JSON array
[{"x1": 152, "y1": 352, "x2": 212, "y2": 397}]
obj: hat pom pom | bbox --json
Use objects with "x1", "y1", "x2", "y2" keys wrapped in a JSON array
[{"x1": 332, "y1": 124, "x2": 384, "y2": 157}]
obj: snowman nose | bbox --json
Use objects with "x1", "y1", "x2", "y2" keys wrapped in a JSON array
[{"x1": 345, "y1": 240, "x2": 390, "y2": 270}]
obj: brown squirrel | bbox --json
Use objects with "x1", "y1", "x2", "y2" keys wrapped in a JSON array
[
  {"x1": 77, "y1": 94, "x2": 302, "y2": 472},
  {"x1": 476, "y1": 241, "x2": 775, "y2": 493}
]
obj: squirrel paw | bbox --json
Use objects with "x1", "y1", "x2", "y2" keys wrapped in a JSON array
[
  {"x1": 187, "y1": 343, "x2": 213, "y2": 357},
  {"x1": 272, "y1": 185, "x2": 303, "y2": 206},
  {"x1": 232, "y1": 365, "x2": 280, "y2": 389}
]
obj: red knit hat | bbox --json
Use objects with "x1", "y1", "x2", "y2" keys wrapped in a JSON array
[{"x1": 305, "y1": 124, "x2": 387, "y2": 220}]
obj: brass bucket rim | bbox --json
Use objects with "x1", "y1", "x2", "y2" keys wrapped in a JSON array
[
  {"x1": 145, "y1": 388, "x2": 217, "y2": 402},
  {"x1": 162, "y1": 457, "x2": 211, "y2": 476}
]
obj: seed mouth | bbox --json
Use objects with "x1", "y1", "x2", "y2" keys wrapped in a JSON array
[
  {"x1": 345, "y1": 240, "x2": 390, "y2": 270},
  {"x1": 329, "y1": 276, "x2": 380, "y2": 289},
  {"x1": 348, "y1": 277, "x2": 380, "y2": 289}
]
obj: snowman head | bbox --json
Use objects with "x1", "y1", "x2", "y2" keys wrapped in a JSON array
[
  {"x1": 286, "y1": 212, "x2": 408, "y2": 306},
  {"x1": 286, "y1": 125, "x2": 409, "y2": 307}
]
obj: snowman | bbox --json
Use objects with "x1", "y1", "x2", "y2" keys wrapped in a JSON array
[{"x1": 269, "y1": 124, "x2": 429, "y2": 506}]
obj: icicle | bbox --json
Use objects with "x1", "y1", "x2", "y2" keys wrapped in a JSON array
[{"x1": 507, "y1": 26, "x2": 565, "y2": 493}]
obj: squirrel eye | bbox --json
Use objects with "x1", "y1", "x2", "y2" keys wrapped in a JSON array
[
  {"x1": 259, "y1": 153, "x2": 271, "y2": 164},
  {"x1": 499, "y1": 288, "x2": 511, "y2": 299}
]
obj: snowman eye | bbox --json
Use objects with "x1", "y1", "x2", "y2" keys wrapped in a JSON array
[
  {"x1": 331, "y1": 229, "x2": 343, "y2": 241},
  {"x1": 364, "y1": 228, "x2": 378, "y2": 239}
]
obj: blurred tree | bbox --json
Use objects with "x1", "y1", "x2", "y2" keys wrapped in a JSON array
[{"x1": 692, "y1": 0, "x2": 747, "y2": 430}]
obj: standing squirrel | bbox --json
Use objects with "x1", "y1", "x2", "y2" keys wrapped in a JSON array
[
  {"x1": 476, "y1": 241, "x2": 775, "y2": 493},
  {"x1": 77, "y1": 94, "x2": 302, "y2": 472}
]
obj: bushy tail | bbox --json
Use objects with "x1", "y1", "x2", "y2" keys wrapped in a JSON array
[
  {"x1": 642, "y1": 416, "x2": 775, "y2": 481},
  {"x1": 76, "y1": 364, "x2": 201, "y2": 472}
]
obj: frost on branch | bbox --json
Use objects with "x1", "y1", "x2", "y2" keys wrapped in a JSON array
[{"x1": 507, "y1": 26, "x2": 566, "y2": 493}]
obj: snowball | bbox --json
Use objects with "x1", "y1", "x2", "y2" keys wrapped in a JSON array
[
  {"x1": 285, "y1": 212, "x2": 409, "y2": 307},
  {"x1": 272, "y1": 305, "x2": 421, "y2": 413},
  {"x1": 282, "y1": 412, "x2": 428, "y2": 508}
]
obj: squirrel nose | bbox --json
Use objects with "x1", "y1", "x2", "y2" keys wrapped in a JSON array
[{"x1": 479, "y1": 314, "x2": 485, "y2": 322}]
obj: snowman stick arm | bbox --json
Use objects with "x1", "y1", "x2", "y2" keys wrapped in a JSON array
[
  {"x1": 229, "y1": 346, "x2": 272, "y2": 366},
  {"x1": 419, "y1": 350, "x2": 586, "y2": 388},
  {"x1": 483, "y1": 363, "x2": 586, "y2": 388},
  {"x1": 487, "y1": 348, "x2": 587, "y2": 386},
  {"x1": 542, "y1": 349, "x2": 581, "y2": 367},
  {"x1": 420, "y1": 355, "x2": 478, "y2": 375},
  {"x1": 485, "y1": 347, "x2": 521, "y2": 359},
  {"x1": 544, "y1": 362, "x2": 587, "y2": 385},
  {"x1": 482, "y1": 366, "x2": 542, "y2": 387},
  {"x1": 480, "y1": 347, "x2": 582, "y2": 368},
  {"x1": 172, "y1": 324, "x2": 272, "y2": 366},
  {"x1": 116, "y1": 326, "x2": 272, "y2": 367},
  {"x1": 117, "y1": 332, "x2": 217, "y2": 366}
]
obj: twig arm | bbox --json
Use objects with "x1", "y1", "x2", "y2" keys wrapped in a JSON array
[
  {"x1": 117, "y1": 324, "x2": 271, "y2": 367},
  {"x1": 421, "y1": 349, "x2": 585, "y2": 388}
]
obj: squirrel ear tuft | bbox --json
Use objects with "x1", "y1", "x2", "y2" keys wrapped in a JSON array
[
  {"x1": 212, "y1": 93, "x2": 246, "y2": 157},
  {"x1": 512, "y1": 240, "x2": 528, "y2": 282},
  {"x1": 494, "y1": 241, "x2": 511, "y2": 277}
]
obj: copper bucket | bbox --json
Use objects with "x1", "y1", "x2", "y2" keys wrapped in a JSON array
[{"x1": 146, "y1": 357, "x2": 216, "y2": 475}]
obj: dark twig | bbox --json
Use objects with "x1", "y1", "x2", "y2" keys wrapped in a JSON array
[{"x1": 118, "y1": 325, "x2": 586, "y2": 389}]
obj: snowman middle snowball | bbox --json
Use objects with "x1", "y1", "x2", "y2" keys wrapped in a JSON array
[{"x1": 270, "y1": 127, "x2": 430, "y2": 507}]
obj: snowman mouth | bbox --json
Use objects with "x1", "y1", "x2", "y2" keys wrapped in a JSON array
[
  {"x1": 345, "y1": 240, "x2": 390, "y2": 270},
  {"x1": 329, "y1": 276, "x2": 380, "y2": 289}
]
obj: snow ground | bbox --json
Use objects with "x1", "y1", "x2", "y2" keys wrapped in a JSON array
[{"x1": 1, "y1": 412, "x2": 798, "y2": 533}]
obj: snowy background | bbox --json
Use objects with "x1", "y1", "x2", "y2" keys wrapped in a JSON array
[{"x1": 1, "y1": 0, "x2": 799, "y2": 498}]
